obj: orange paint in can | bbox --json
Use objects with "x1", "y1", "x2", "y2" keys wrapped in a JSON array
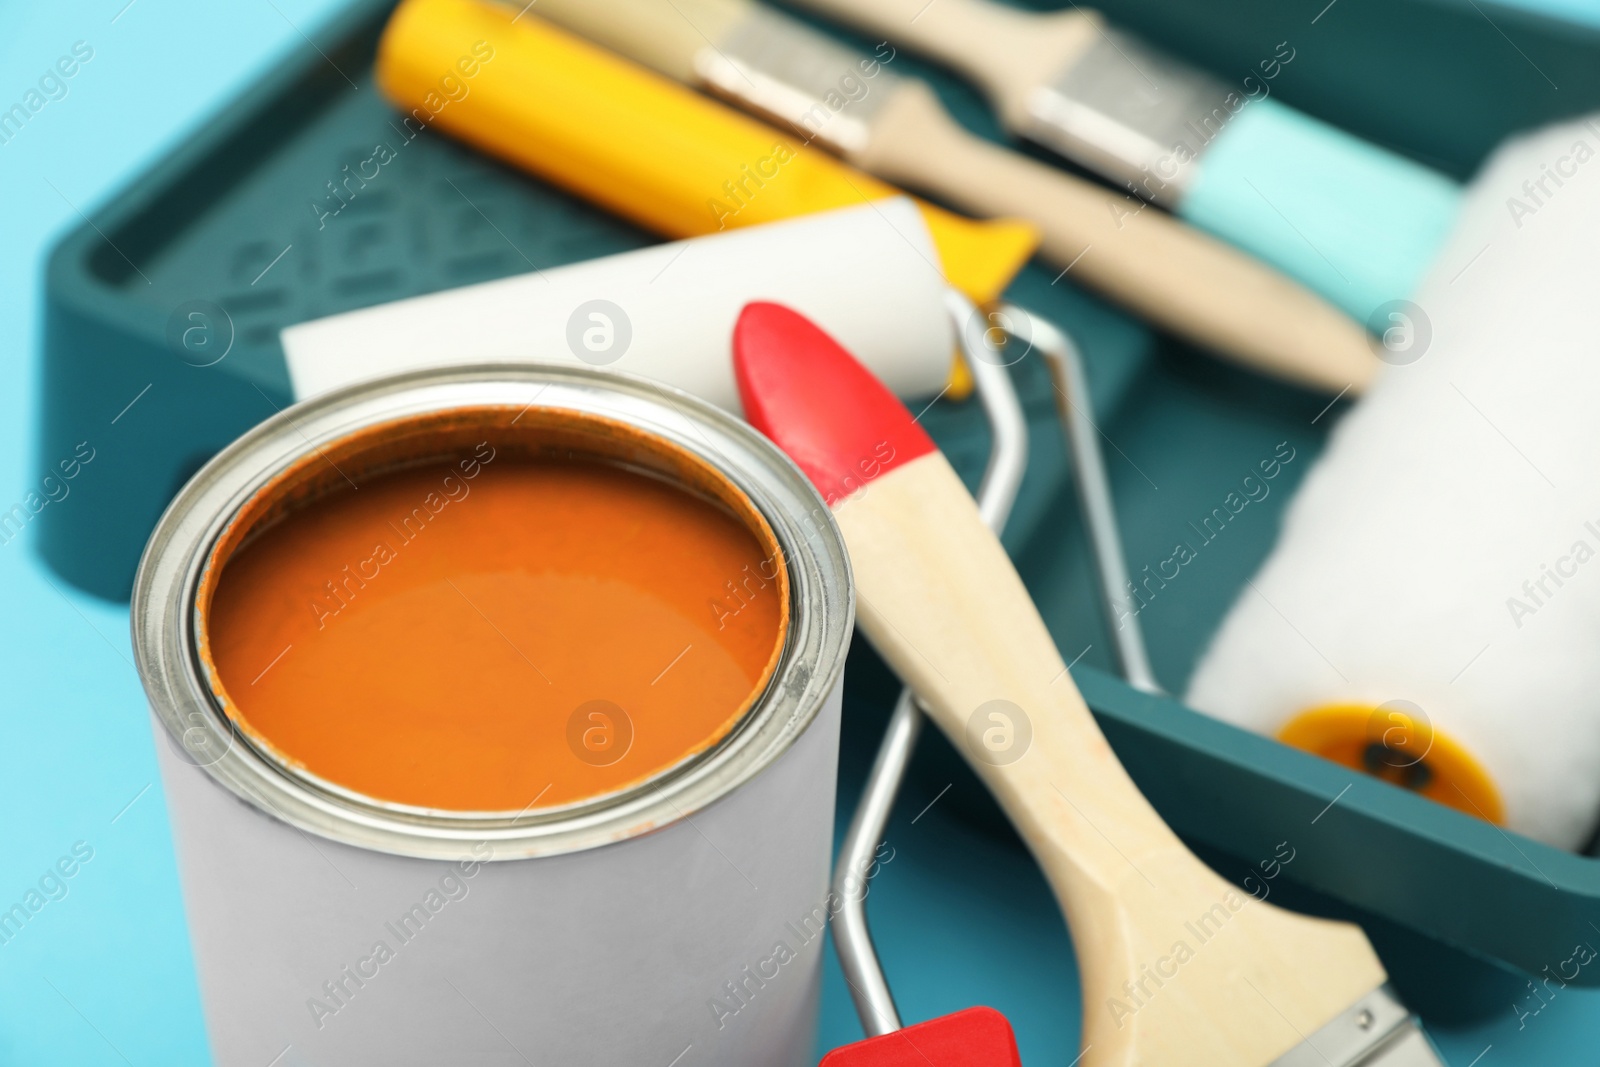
[{"x1": 197, "y1": 407, "x2": 789, "y2": 812}]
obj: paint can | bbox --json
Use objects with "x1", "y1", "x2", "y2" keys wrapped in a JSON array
[{"x1": 131, "y1": 364, "x2": 853, "y2": 1066}]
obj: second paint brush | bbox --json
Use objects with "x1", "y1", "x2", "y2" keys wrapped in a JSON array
[
  {"x1": 524, "y1": 0, "x2": 1381, "y2": 395},
  {"x1": 783, "y1": 0, "x2": 1462, "y2": 324}
]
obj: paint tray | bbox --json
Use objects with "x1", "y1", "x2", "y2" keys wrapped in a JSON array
[{"x1": 34, "y1": 0, "x2": 1600, "y2": 1031}]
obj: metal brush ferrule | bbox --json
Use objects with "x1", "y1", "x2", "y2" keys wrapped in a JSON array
[
  {"x1": 1023, "y1": 29, "x2": 1241, "y2": 208},
  {"x1": 691, "y1": 11, "x2": 898, "y2": 158},
  {"x1": 1268, "y1": 986, "x2": 1445, "y2": 1067}
]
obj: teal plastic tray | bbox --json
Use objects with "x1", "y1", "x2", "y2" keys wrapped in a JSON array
[{"x1": 34, "y1": 0, "x2": 1600, "y2": 1025}]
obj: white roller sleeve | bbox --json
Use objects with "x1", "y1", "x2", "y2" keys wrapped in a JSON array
[
  {"x1": 281, "y1": 198, "x2": 953, "y2": 411},
  {"x1": 1186, "y1": 113, "x2": 1600, "y2": 850}
]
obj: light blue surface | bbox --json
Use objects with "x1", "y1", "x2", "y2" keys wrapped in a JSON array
[
  {"x1": 1, "y1": 2, "x2": 1598, "y2": 1065},
  {"x1": 1182, "y1": 97, "x2": 1462, "y2": 324},
  {"x1": 1508, "y1": 0, "x2": 1600, "y2": 28},
  {"x1": 0, "y1": 3, "x2": 343, "y2": 1064}
]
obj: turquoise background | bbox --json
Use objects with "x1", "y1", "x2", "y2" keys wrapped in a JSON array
[{"x1": 2, "y1": 0, "x2": 1599, "y2": 1063}]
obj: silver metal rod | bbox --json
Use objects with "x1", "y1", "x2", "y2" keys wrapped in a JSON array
[
  {"x1": 831, "y1": 689, "x2": 922, "y2": 1036},
  {"x1": 831, "y1": 291, "x2": 1029, "y2": 1036},
  {"x1": 955, "y1": 292, "x2": 1029, "y2": 536},
  {"x1": 1001, "y1": 303, "x2": 1162, "y2": 695}
]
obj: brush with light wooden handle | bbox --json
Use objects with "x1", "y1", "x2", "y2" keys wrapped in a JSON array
[
  {"x1": 782, "y1": 0, "x2": 1461, "y2": 326},
  {"x1": 517, "y1": 0, "x2": 1379, "y2": 395},
  {"x1": 732, "y1": 301, "x2": 1441, "y2": 1067}
]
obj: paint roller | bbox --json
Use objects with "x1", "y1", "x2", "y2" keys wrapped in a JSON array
[
  {"x1": 283, "y1": 199, "x2": 955, "y2": 410},
  {"x1": 1186, "y1": 112, "x2": 1600, "y2": 851}
]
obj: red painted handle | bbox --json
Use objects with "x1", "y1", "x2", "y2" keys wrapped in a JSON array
[
  {"x1": 819, "y1": 1006, "x2": 1023, "y2": 1065},
  {"x1": 733, "y1": 301, "x2": 936, "y2": 506}
]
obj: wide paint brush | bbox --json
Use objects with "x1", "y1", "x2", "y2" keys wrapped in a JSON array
[
  {"x1": 732, "y1": 301, "x2": 1443, "y2": 1067},
  {"x1": 782, "y1": 0, "x2": 1460, "y2": 324},
  {"x1": 521, "y1": 0, "x2": 1378, "y2": 396}
]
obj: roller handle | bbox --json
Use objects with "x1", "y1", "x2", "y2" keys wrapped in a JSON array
[{"x1": 819, "y1": 1006, "x2": 1022, "y2": 1064}]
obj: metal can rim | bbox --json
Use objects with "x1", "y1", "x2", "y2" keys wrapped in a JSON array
[{"x1": 131, "y1": 363, "x2": 854, "y2": 861}]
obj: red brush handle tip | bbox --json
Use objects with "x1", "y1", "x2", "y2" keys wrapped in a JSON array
[
  {"x1": 732, "y1": 301, "x2": 936, "y2": 506},
  {"x1": 818, "y1": 1006, "x2": 1023, "y2": 1065}
]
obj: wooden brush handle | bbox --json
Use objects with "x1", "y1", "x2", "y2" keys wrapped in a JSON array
[
  {"x1": 789, "y1": 0, "x2": 1095, "y2": 117},
  {"x1": 856, "y1": 82, "x2": 1377, "y2": 394},
  {"x1": 838, "y1": 454, "x2": 1385, "y2": 1066},
  {"x1": 511, "y1": 0, "x2": 748, "y2": 83}
]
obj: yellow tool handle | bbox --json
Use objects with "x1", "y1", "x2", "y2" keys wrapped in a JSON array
[{"x1": 375, "y1": 0, "x2": 1038, "y2": 308}]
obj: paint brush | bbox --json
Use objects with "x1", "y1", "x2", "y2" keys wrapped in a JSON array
[
  {"x1": 823, "y1": 291, "x2": 1030, "y2": 1062},
  {"x1": 732, "y1": 300, "x2": 1443, "y2": 1067},
  {"x1": 518, "y1": 0, "x2": 1379, "y2": 395},
  {"x1": 782, "y1": 0, "x2": 1461, "y2": 324}
]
